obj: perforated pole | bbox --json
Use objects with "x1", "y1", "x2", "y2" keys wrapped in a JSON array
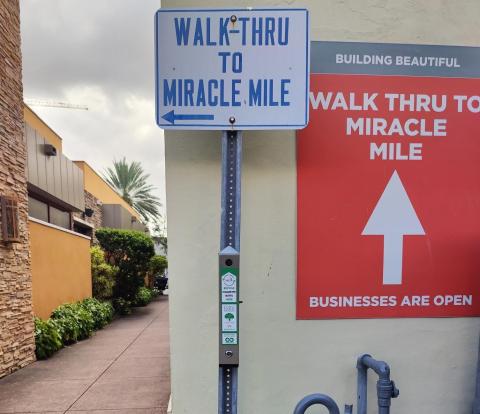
[{"x1": 218, "y1": 130, "x2": 242, "y2": 414}]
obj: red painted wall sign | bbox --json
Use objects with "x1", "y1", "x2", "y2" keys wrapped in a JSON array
[{"x1": 297, "y1": 42, "x2": 480, "y2": 319}]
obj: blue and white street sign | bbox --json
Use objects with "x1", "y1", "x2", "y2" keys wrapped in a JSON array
[{"x1": 155, "y1": 8, "x2": 309, "y2": 130}]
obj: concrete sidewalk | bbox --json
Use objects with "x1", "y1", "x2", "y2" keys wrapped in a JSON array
[{"x1": 0, "y1": 296, "x2": 170, "y2": 414}]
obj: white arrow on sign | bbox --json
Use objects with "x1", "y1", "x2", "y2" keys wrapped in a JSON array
[{"x1": 362, "y1": 170, "x2": 425, "y2": 285}]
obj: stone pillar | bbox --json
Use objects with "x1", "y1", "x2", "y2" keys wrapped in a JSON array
[
  {"x1": 73, "y1": 190, "x2": 104, "y2": 243},
  {"x1": 0, "y1": 0, "x2": 36, "y2": 378}
]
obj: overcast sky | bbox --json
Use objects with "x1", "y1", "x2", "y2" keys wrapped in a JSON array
[{"x1": 20, "y1": 0, "x2": 166, "y2": 225}]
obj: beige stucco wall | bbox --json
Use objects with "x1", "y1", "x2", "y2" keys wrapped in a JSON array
[{"x1": 164, "y1": 1, "x2": 480, "y2": 413}]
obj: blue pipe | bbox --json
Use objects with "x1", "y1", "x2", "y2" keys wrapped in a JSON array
[
  {"x1": 473, "y1": 334, "x2": 480, "y2": 413},
  {"x1": 294, "y1": 394, "x2": 341, "y2": 414},
  {"x1": 357, "y1": 354, "x2": 399, "y2": 414}
]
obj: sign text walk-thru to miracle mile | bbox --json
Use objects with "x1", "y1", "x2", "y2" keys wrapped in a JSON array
[{"x1": 155, "y1": 8, "x2": 309, "y2": 130}]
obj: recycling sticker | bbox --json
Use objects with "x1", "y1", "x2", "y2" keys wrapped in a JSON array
[
  {"x1": 222, "y1": 304, "x2": 237, "y2": 332},
  {"x1": 222, "y1": 333, "x2": 238, "y2": 345},
  {"x1": 221, "y1": 272, "x2": 237, "y2": 303},
  {"x1": 220, "y1": 265, "x2": 239, "y2": 345}
]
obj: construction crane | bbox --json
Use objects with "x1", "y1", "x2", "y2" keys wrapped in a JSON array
[{"x1": 24, "y1": 99, "x2": 88, "y2": 110}]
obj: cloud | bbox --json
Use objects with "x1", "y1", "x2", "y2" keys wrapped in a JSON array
[
  {"x1": 21, "y1": 0, "x2": 159, "y2": 99},
  {"x1": 20, "y1": 0, "x2": 166, "y2": 219}
]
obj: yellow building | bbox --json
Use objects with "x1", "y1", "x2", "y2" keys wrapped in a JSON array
[
  {"x1": 25, "y1": 105, "x2": 91, "y2": 319},
  {"x1": 24, "y1": 105, "x2": 145, "y2": 319}
]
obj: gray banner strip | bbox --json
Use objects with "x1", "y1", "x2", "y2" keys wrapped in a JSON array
[{"x1": 311, "y1": 41, "x2": 480, "y2": 78}]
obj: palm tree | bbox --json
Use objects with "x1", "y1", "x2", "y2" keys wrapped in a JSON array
[{"x1": 104, "y1": 158, "x2": 161, "y2": 223}]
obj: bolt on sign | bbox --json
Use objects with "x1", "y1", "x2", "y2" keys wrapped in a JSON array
[
  {"x1": 154, "y1": 8, "x2": 309, "y2": 129},
  {"x1": 297, "y1": 41, "x2": 480, "y2": 319}
]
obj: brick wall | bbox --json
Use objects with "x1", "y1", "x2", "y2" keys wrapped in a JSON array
[
  {"x1": 0, "y1": 0, "x2": 36, "y2": 377},
  {"x1": 83, "y1": 190, "x2": 103, "y2": 231},
  {"x1": 73, "y1": 190, "x2": 103, "y2": 243}
]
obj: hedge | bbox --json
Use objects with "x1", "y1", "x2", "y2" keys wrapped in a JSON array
[
  {"x1": 95, "y1": 228, "x2": 155, "y2": 303},
  {"x1": 134, "y1": 286, "x2": 154, "y2": 307},
  {"x1": 34, "y1": 298, "x2": 114, "y2": 360},
  {"x1": 149, "y1": 255, "x2": 168, "y2": 276},
  {"x1": 91, "y1": 245, "x2": 117, "y2": 300}
]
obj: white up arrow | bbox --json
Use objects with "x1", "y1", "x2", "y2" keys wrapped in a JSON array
[{"x1": 362, "y1": 170, "x2": 425, "y2": 285}]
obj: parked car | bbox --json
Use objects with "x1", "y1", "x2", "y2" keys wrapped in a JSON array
[{"x1": 154, "y1": 272, "x2": 168, "y2": 292}]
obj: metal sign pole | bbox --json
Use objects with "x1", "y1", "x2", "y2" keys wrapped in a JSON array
[
  {"x1": 218, "y1": 130, "x2": 242, "y2": 414},
  {"x1": 154, "y1": 9, "x2": 308, "y2": 413}
]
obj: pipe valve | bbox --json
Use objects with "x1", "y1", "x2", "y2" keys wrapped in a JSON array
[{"x1": 391, "y1": 381, "x2": 400, "y2": 398}]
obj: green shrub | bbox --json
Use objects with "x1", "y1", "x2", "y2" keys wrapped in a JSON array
[
  {"x1": 149, "y1": 255, "x2": 168, "y2": 276},
  {"x1": 113, "y1": 297, "x2": 132, "y2": 315},
  {"x1": 134, "y1": 287, "x2": 153, "y2": 307},
  {"x1": 34, "y1": 318, "x2": 62, "y2": 360},
  {"x1": 51, "y1": 303, "x2": 94, "y2": 343},
  {"x1": 91, "y1": 245, "x2": 117, "y2": 300},
  {"x1": 96, "y1": 228, "x2": 155, "y2": 302},
  {"x1": 80, "y1": 298, "x2": 114, "y2": 330},
  {"x1": 35, "y1": 297, "x2": 115, "y2": 360},
  {"x1": 147, "y1": 255, "x2": 168, "y2": 289}
]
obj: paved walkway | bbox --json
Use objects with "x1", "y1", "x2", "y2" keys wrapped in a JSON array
[{"x1": 0, "y1": 296, "x2": 170, "y2": 414}]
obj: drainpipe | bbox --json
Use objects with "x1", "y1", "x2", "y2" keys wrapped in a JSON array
[
  {"x1": 357, "y1": 354, "x2": 399, "y2": 414},
  {"x1": 473, "y1": 335, "x2": 480, "y2": 413},
  {"x1": 294, "y1": 394, "x2": 342, "y2": 414}
]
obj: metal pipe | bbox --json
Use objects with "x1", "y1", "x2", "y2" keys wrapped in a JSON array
[
  {"x1": 473, "y1": 334, "x2": 480, "y2": 413},
  {"x1": 294, "y1": 394, "x2": 341, "y2": 414},
  {"x1": 357, "y1": 358, "x2": 368, "y2": 414},
  {"x1": 357, "y1": 354, "x2": 399, "y2": 414},
  {"x1": 360, "y1": 355, "x2": 391, "y2": 380}
]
